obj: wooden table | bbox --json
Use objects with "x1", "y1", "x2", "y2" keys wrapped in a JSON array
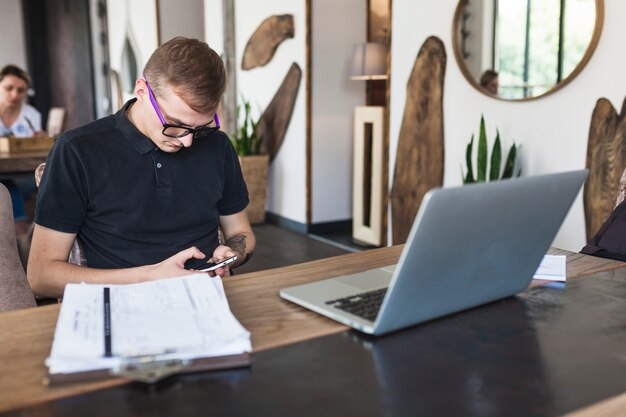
[
  {"x1": 0, "y1": 151, "x2": 48, "y2": 175},
  {"x1": 0, "y1": 246, "x2": 624, "y2": 415}
]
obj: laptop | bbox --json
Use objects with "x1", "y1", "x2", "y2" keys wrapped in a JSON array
[{"x1": 280, "y1": 170, "x2": 588, "y2": 335}]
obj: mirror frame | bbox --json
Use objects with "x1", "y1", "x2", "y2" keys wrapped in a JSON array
[{"x1": 452, "y1": 0, "x2": 605, "y2": 101}]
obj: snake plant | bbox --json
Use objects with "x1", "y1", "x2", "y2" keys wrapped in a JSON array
[
  {"x1": 229, "y1": 98, "x2": 263, "y2": 156},
  {"x1": 462, "y1": 116, "x2": 519, "y2": 184}
]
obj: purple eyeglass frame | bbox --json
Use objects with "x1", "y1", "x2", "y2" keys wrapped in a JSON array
[{"x1": 142, "y1": 75, "x2": 220, "y2": 138}]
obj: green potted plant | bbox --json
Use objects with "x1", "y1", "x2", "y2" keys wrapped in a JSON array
[
  {"x1": 229, "y1": 98, "x2": 269, "y2": 224},
  {"x1": 462, "y1": 115, "x2": 520, "y2": 184},
  {"x1": 230, "y1": 100, "x2": 263, "y2": 156}
]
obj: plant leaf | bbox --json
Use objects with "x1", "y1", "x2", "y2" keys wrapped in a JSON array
[
  {"x1": 464, "y1": 134, "x2": 475, "y2": 183},
  {"x1": 477, "y1": 116, "x2": 487, "y2": 182},
  {"x1": 235, "y1": 104, "x2": 241, "y2": 125},
  {"x1": 502, "y1": 143, "x2": 517, "y2": 179},
  {"x1": 489, "y1": 130, "x2": 501, "y2": 181},
  {"x1": 230, "y1": 95, "x2": 265, "y2": 156},
  {"x1": 244, "y1": 102, "x2": 252, "y2": 154},
  {"x1": 250, "y1": 118, "x2": 259, "y2": 154}
]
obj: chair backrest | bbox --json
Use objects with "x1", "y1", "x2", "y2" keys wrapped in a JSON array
[
  {"x1": 615, "y1": 168, "x2": 626, "y2": 208},
  {"x1": 18, "y1": 163, "x2": 87, "y2": 270},
  {"x1": 579, "y1": 166, "x2": 626, "y2": 261},
  {"x1": 47, "y1": 107, "x2": 66, "y2": 137},
  {"x1": 0, "y1": 183, "x2": 36, "y2": 312}
]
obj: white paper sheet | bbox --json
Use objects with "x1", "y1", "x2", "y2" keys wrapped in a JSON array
[
  {"x1": 533, "y1": 255, "x2": 567, "y2": 281},
  {"x1": 46, "y1": 274, "x2": 251, "y2": 375}
]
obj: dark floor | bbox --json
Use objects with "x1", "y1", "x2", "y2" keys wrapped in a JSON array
[
  {"x1": 235, "y1": 224, "x2": 351, "y2": 274},
  {"x1": 308, "y1": 229, "x2": 378, "y2": 253}
]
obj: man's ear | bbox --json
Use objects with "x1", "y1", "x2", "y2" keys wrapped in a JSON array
[{"x1": 134, "y1": 79, "x2": 147, "y2": 101}]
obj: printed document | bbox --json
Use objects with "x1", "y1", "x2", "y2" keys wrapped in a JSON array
[{"x1": 46, "y1": 275, "x2": 251, "y2": 375}]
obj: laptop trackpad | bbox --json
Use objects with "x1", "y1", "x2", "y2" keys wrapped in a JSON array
[{"x1": 336, "y1": 268, "x2": 394, "y2": 291}]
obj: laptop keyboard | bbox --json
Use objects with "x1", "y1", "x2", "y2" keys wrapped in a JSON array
[{"x1": 325, "y1": 287, "x2": 388, "y2": 322}]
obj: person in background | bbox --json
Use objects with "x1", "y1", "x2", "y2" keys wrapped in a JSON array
[
  {"x1": 0, "y1": 65, "x2": 42, "y2": 235},
  {"x1": 480, "y1": 70, "x2": 499, "y2": 95},
  {"x1": 28, "y1": 37, "x2": 255, "y2": 298}
]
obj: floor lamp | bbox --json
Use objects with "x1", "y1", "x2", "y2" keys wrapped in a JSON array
[{"x1": 351, "y1": 42, "x2": 387, "y2": 247}]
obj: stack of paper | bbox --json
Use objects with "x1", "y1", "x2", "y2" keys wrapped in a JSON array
[
  {"x1": 46, "y1": 275, "x2": 251, "y2": 380},
  {"x1": 533, "y1": 254, "x2": 567, "y2": 281}
]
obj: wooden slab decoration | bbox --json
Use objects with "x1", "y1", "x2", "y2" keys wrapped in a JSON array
[
  {"x1": 390, "y1": 36, "x2": 446, "y2": 245},
  {"x1": 242, "y1": 15, "x2": 294, "y2": 70},
  {"x1": 257, "y1": 63, "x2": 302, "y2": 161},
  {"x1": 584, "y1": 97, "x2": 626, "y2": 240}
]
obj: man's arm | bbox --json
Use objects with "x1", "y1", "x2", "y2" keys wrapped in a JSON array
[
  {"x1": 27, "y1": 224, "x2": 205, "y2": 298},
  {"x1": 216, "y1": 210, "x2": 256, "y2": 269}
]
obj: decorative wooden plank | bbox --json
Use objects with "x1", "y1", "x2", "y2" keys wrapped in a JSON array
[
  {"x1": 584, "y1": 97, "x2": 626, "y2": 240},
  {"x1": 257, "y1": 63, "x2": 302, "y2": 161},
  {"x1": 241, "y1": 15, "x2": 294, "y2": 70},
  {"x1": 390, "y1": 36, "x2": 446, "y2": 245},
  {"x1": 221, "y1": 0, "x2": 237, "y2": 135}
]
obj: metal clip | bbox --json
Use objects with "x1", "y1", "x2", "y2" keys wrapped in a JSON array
[{"x1": 112, "y1": 352, "x2": 191, "y2": 384}]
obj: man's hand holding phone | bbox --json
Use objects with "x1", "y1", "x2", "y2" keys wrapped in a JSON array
[{"x1": 184, "y1": 255, "x2": 237, "y2": 275}]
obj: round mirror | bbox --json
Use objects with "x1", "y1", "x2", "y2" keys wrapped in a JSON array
[{"x1": 452, "y1": 0, "x2": 604, "y2": 101}]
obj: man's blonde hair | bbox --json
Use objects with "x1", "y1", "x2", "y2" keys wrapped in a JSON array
[{"x1": 143, "y1": 37, "x2": 226, "y2": 113}]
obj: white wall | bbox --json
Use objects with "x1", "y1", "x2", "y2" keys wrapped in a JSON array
[
  {"x1": 390, "y1": 0, "x2": 626, "y2": 251},
  {"x1": 159, "y1": 0, "x2": 205, "y2": 43},
  {"x1": 235, "y1": 0, "x2": 307, "y2": 223},
  {"x1": 204, "y1": 0, "x2": 224, "y2": 54},
  {"x1": 310, "y1": 0, "x2": 366, "y2": 223},
  {"x1": 107, "y1": 0, "x2": 159, "y2": 104},
  {"x1": 0, "y1": 0, "x2": 27, "y2": 70},
  {"x1": 107, "y1": 0, "x2": 159, "y2": 70}
]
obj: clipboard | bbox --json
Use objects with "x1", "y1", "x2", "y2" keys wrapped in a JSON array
[
  {"x1": 45, "y1": 352, "x2": 251, "y2": 385},
  {"x1": 45, "y1": 276, "x2": 253, "y2": 385}
]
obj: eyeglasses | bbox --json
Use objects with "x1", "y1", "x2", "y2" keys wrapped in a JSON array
[{"x1": 142, "y1": 76, "x2": 220, "y2": 139}]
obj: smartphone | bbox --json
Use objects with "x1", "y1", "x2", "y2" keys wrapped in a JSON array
[{"x1": 185, "y1": 255, "x2": 237, "y2": 272}]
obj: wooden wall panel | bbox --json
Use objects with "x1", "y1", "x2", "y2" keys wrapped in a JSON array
[
  {"x1": 390, "y1": 36, "x2": 446, "y2": 245},
  {"x1": 584, "y1": 97, "x2": 626, "y2": 240}
]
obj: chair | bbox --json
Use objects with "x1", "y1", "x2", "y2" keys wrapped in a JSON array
[
  {"x1": 0, "y1": 183, "x2": 36, "y2": 312},
  {"x1": 579, "y1": 167, "x2": 626, "y2": 261},
  {"x1": 17, "y1": 163, "x2": 87, "y2": 272},
  {"x1": 614, "y1": 168, "x2": 626, "y2": 208}
]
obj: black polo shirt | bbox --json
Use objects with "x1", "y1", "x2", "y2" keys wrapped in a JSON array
[{"x1": 35, "y1": 99, "x2": 249, "y2": 269}]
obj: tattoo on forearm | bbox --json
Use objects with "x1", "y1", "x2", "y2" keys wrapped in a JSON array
[{"x1": 225, "y1": 234, "x2": 248, "y2": 266}]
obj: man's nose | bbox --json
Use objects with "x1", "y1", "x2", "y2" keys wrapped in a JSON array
[{"x1": 178, "y1": 133, "x2": 194, "y2": 148}]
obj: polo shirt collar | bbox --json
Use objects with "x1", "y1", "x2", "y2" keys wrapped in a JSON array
[{"x1": 115, "y1": 98, "x2": 158, "y2": 155}]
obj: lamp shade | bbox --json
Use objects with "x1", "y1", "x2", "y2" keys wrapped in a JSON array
[{"x1": 350, "y1": 42, "x2": 388, "y2": 80}]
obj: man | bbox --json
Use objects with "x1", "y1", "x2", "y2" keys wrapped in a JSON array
[
  {"x1": 28, "y1": 37, "x2": 255, "y2": 298},
  {"x1": 479, "y1": 70, "x2": 499, "y2": 95}
]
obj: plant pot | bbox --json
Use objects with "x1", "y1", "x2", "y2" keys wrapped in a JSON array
[{"x1": 239, "y1": 154, "x2": 269, "y2": 224}]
